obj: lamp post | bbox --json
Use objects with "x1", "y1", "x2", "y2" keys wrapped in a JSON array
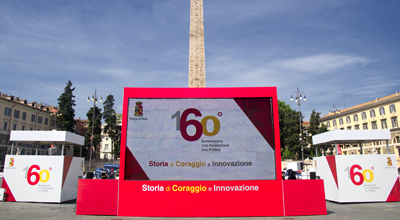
[
  {"x1": 87, "y1": 89, "x2": 102, "y2": 172},
  {"x1": 329, "y1": 103, "x2": 340, "y2": 155},
  {"x1": 291, "y1": 87, "x2": 306, "y2": 162}
]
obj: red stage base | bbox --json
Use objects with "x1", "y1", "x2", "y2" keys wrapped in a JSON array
[
  {"x1": 76, "y1": 179, "x2": 118, "y2": 216},
  {"x1": 76, "y1": 179, "x2": 326, "y2": 217}
]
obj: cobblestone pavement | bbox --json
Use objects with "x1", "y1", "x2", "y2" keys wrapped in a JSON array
[{"x1": 0, "y1": 201, "x2": 399, "y2": 220}]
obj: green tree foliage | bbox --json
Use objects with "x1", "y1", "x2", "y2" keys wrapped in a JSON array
[
  {"x1": 306, "y1": 110, "x2": 328, "y2": 156},
  {"x1": 56, "y1": 80, "x2": 76, "y2": 132},
  {"x1": 278, "y1": 100, "x2": 304, "y2": 160},
  {"x1": 85, "y1": 106, "x2": 103, "y2": 159},
  {"x1": 281, "y1": 149, "x2": 293, "y2": 160},
  {"x1": 102, "y1": 94, "x2": 121, "y2": 160}
]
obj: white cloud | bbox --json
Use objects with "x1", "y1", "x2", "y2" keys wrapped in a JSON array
[{"x1": 270, "y1": 54, "x2": 374, "y2": 74}]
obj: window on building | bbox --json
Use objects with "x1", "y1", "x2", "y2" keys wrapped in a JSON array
[
  {"x1": 363, "y1": 123, "x2": 368, "y2": 130},
  {"x1": 22, "y1": 125, "x2": 25, "y2": 130},
  {"x1": 333, "y1": 120, "x2": 337, "y2": 127},
  {"x1": 38, "y1": 116, "x2": 43, "y2": 124},
  {"x1": 106, "y1": 138, "x2": 109, "y2": 141},
  {"x1": 394, "y1": 136, "x2": 400, "y2": 144},
  {"x1": 30, "y1": 127, "x2": 33, "y2": 130},
  {"x1": 31, "y1": 114, "x2": 36, "y2": 122},
  {"x1": 371, "y1": 121, "x2": 377, "y2": 129},
  {"x1": 13, "y1": 124, "x2": 17, "y2": 130},
  {"x1": 22, "y1": 112, "x2": 27, "y2": 120},
  {"x1": 346, "y1": 116, "x2": 351, "y2": 124},
  {"x1": 105, "y1": 144, "x2": 109, "y2": 150},
  {"x1": 44, "y1": 118, "x2": 48, "y2": 125},
  {"x1": 379, "y1": 107, "x2": 385, "y2": 116},
  {"x1": 340, "y1": 128, "x2": 344, "y2": 130},
  {"x1": 361, "y1": 112, "x2": 367, "y2": 120},
  {"x1": 3, "y1": 122, "x2": 8, "y2": 130},
  {"x1": 51, "y1": 119, "x2": 55, "y2": 127},
  {"x1": 339, "y1": 118, "x2": 344, "y2": 125},
  {"x1": 355, "y1": 125, "x2": 360, "y2": 130},
  {"x1": 391, "y1": 117, "x2": 398, "y2": 128},
  {"x1": 353, "y1": 114, "x2": 359, "y2": 122},
  {"x1": 347, "y1": 126, "x2": 351, "y2": 130},
  {"x1": 381, "y1": 119, "x2": 387, "y2": 129},
  {"x1": 327, "y1": 121, "x2": 330, "y2": 128},
  {"x1": 14, "y1": 110, "x2": 20, "y2": 118},
  {"x1": 370, "y1": 110, "x2": 376, "y2": 118},
  {"x1": 389, "y1": 104, "x2": 396, "y2": 113},
  {"x1": 4, "y1": 107, "x2": 11, "y2": 116}
]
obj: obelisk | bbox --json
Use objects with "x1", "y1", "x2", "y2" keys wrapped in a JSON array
[{"x1": 188, "y1": 0, "x2": 206, "y2": 87}]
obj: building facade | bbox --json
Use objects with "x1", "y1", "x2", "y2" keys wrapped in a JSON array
[
  {"x1": 100, "y1": 124, "x2": 113, "y2": 160},
  {"x1": 319, "y1": 92, "x2": 400, "y2": 165},
  {"x1": 99, "y1": 114, "x2": 122, "y2": 161},
  {"x1": 0, "y1": 92, "x2": 57, "y2": 166}
]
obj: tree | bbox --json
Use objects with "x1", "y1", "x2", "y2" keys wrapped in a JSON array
[
  {"x1": 278, "y1": 101, "x2": 304, "y2": 160},
  {"x1": 102, "y1": 94, "x2": 121, "y2": 160},
  {"x1": 306, "y1": 110, "x2": 328, "y2": 156},
  {"x1": 85, "y1": 106, "x2": 103, "y2": 160},
  {"x1": 56, "y1": 80, "x2": 76, "y2": 132}
]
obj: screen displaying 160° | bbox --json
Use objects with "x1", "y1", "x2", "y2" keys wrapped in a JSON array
[{"x1": 124, "y1": 98, "x2": 276, "y2": 180}]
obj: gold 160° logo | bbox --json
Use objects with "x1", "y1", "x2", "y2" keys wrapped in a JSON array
[{"x1": 171, "y1": 108, "x2": 221, "y2": 141}]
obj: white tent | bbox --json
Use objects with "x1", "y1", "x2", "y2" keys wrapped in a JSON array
[
  {"x1": 312, "y1": 129, "x2": 391, "y2": 155},
  {"x1": 9, "y1": 130, "x2": 85, "y2": 156}
]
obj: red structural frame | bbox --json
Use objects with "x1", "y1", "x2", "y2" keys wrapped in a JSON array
[{"x1": 118, "y1": 87, "x2": 283, "y2": 217}]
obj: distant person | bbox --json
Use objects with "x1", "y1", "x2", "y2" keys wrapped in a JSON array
[
  {"x1": 286, "y1": 169, "x2": 297, "y2": 180},
  {"x1": 109, "y1": 169, "x2": 116, "y2": 179},
  {"x1": 297, "y1": 170, "x2": 302, "y2": 179}
]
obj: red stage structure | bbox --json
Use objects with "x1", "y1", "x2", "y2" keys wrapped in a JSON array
[{"x1": 76, "y1": 87, "x2": 327, "y2": 217}]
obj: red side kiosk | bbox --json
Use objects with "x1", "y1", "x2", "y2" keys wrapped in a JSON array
[{"x1": 76, "y1": 87, "x2": 327, "y2": 217}]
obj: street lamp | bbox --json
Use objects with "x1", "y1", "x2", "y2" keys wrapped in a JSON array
[
  {"x1": 87, "y1": 89, "x2": 102, "y2": 172},
  {"x1": 329, "y1": 104, "x2": 340, "y2": 155},
  {"x1": 291, "y1": 86, "x2": 306, "y2": 162},
  {"x1": 329, "y1": 104, "x2": 340, "y2": 129}
]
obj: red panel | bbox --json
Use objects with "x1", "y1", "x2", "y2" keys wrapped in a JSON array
[
  {"x1": 387, "y1": 177, "x2": 400, "y2": 202},
  {"x1": 1, "y1": 178, "x2": 16, "y2": 202},
  {"x1": 62, "y1": 156, "x2": 73, "y2": 189},
  {"x1": 76, "y1": 179, "x2": 118, "y2": 216},
  {"x1": 124, "y1": 147, "x2": 149, "y2": 180},
  {"x1": 118, "y1": 180, "x2": 284, "y2": 217},
  {"x1": 326, "y1": 156, "x2": 339, "y2": 189},
  {"x1": 234, "y1": 98, "x2": 275, "y2": 149},
  {"x1": 283, "y1": 180, "x2": 327, "y2": 216}
]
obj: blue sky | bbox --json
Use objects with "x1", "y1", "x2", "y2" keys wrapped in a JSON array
[{"x1": 1, "y1": 0, "x2": 399, "y2": 121}]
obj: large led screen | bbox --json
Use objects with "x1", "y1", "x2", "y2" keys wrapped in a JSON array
[{"x1": 124, "y1": 98, "x2": 276, "y2": 180}]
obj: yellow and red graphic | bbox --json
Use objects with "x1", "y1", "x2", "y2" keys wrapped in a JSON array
[
  {"x1": 9, "y1": 158, "x2": 14, "y2": 167},
  {"x1": 134, "y1": 101, "x2": 143, "y2": 116},
  {"x1": 346, "y1": 164, "x2": 374, "y2": 186},
  {"x1": 387, "y1": 157, "x2": 392, "y2": 166},
  {"x1": 24, "y1": 165, "x2": 51, "y2": 185},
  {"x1": 171, "y1": 108, "x2": 221, "y2": 141}
]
